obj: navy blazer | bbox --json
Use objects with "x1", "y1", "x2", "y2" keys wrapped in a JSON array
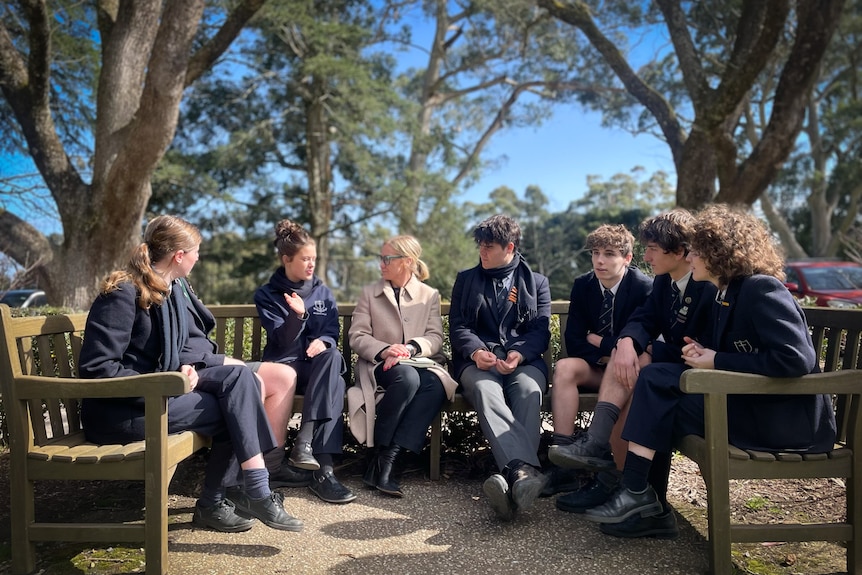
[
  {"x1": 564, "y1": 266, "x2": 652, "y2": 365},
  {"x1": 449, "y1": 264, "x2": 551, "y2": 380},
  {"x1": 714, "y1": 275, "x2": 836, "y2": 453},
  {"x1": 618, "y1": 273, "x2": 716, "y2": 362}
]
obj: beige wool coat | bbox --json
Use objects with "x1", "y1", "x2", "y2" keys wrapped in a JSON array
[{"x1": 347, "y1": 275, "x2": 458, "y2": 446}]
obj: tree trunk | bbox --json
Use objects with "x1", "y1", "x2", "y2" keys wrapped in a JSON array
[{"x1": 306, "y1": 78, "x2": 333, "y2": 278}]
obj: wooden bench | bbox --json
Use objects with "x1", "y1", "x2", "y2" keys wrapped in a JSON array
[
  {"x1": 207, "y1": 301, "x2": 595, "y2": 481},
  {"x1": 678, "y1": 306, "x2": 862, "y2": 575},
  {"x1": 0, "y1": 303, "x2": 210, "y2": 575}
]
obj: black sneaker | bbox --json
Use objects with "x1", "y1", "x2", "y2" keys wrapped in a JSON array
[
  {"x1": 540, "y1": 465, "x2": 583, "y2": 497},
  {"x1": 548, "y1": 433, "x2": 614, "y2": 472},
  {"x1": 309, "y1": 470, "x2": 357, "y2": 504},
  {"x1": 232, "y1": 490, "x2": 304, "y2": 532},
  {"x1": 191, "y1": 499, "x2": 255, "y2": 533},
  {"x1": 555, "y1": 474, "x2": 618, "y2": 513},
  {"x1": 507, "y1": 462, "x2": 548, "y2": 512},
  {"x1": 600, "y1": 509, "x2": 679, "y2": 539},
  {"x1": 270, "y1": 463, "x2": 313, "y2": 488},
  {"x1": 483, "y1": 473, "x2": 515, "y2": 521}
]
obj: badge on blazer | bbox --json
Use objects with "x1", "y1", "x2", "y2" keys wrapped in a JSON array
[
  {"x1": 733, "y1": 339, "x2": 756, "y2": 353},
  {"x1": 312, "y1": 300, "x2": 327, "y2": 315}
]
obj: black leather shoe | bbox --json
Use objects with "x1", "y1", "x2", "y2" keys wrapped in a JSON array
[
  {"x1": 362, "y1": 448, "x2": 378, "y2": 488},
  {"x1": 548, "y1": 433, "x2": 614, "y2": 472},
  {"x1": 232, "y1": 490, "x2": 304, "y2": 532},
  {"x1": 192, "y1": 499, "x2": 255, "y2": 533},
  {"x1": 270, "y1": 463, "x2": 313, "y2": 488},
  {"x1": 540, "y1": 465, "x2": 582, "y2": 497},
  {"x1": 374, "y1": 444, "x2": 404, "y2": 497},
  {"x1": 309, "y1": 470, "x2": 357, "y2": 504},
  {"x1": 584, "y1": 485, "x2": 663, "y2": 524},
  {"x1": 483, "y1": 473, "x2": 515, "y2": 521},
  {"x1": 288, "y1": 441, "x2": 320, "y2": 471},
  {"x1": 600, "y1": 509, "x2": 679, "y2": 539},
  {"x1": 555, "y1": 473, "x2": 618, "y2": 513},
  {"x1": 507, "y1": 462, "x2": 547, "y2": 512}
]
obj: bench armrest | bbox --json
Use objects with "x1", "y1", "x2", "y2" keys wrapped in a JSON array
[
  {"x1": 12, "y1": 372, "x2": 191, "y2": 400},
  {"x1": 680, "y1": 369, "x2": 862, "y2": 396}
]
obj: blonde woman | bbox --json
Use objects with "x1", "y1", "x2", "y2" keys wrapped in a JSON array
[{"x1": 348, "y1": 235, "x2": 457, "y2": 497}]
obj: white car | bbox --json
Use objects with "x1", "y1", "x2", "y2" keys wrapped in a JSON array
[{"x1": 0, "y1": 289, "x2": 48, "y2": 308}]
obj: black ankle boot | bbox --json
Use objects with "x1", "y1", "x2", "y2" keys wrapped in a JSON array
[
  {"x1": 375, "y1": 444, "x2": 403, "y2": 497},
  {"x1": 362, "y1": 447, "x2": 379, "y2": 488}
]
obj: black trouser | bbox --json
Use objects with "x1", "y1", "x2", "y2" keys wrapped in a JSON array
[
  {"x1": 290, "y1": 347, "x2": 346, "y2": 455},
  {"x1": 373, "y1": 363, "x2": 446, "y2": 453}
]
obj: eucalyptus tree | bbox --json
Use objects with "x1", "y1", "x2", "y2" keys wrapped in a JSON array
[
  {"x1": 397, "y1": 0, "x2": 590, "y2": 240},
  {"x1": 763, "y1": 0, "x2": 862, "y2": 258},
  {"x1": 158, "y1": 0, "x2": 411, "y2": 285},
  {"x1": 538, "y1": 0, "x2": 845, "y2": 210},
  {"x1": 0, "y1": 0, "x2": 269, "y2": 307}
]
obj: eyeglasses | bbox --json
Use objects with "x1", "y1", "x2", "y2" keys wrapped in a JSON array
[{"x1": 377, "y1": 254, "x2": 406, "y2": 266}]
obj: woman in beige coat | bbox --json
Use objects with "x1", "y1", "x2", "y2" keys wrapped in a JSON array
[{"x1": 348, "y1": 235, "x2": 457, "y2": 497}]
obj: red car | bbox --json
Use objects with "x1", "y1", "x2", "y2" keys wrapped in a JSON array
[{"x1": 784, "y1": 260, "x2": 862, "y2": 308}]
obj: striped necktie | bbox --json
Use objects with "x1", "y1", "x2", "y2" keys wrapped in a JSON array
[{"x1": 597, "y1": 288, "x2": 614, "y2": 336}]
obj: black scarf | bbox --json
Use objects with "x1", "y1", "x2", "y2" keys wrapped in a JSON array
[
  {"x1": 269, "y1": 267, "x2": 315, "y2": 300},
  {"x1": 464, "y1": 252, "x2": 539, "y2": 338},
  {"x1": 155, "y1": 284, "x2": 188, "y2": 372}
]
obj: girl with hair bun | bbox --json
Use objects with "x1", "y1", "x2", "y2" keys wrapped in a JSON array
[{"x1": 254, "y1": 219, "x2": 356, "y2": 504}]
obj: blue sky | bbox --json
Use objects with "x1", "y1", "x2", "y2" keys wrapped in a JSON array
[{"x1": 460, "y1": 105, "x2": 674, "y2": 211}]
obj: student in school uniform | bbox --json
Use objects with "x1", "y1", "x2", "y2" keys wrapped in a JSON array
[
  {"x1": 550, "y1": 210, "x2": 715, "y2": 539},
  {"x1": 449, "y1": 214, "x2": 551, "y2": 521},
  {"x1": 581, "y1": 204, "x2": 837, "y2": 538},
  {"x1": 543, "y1": 224, "x2": 652, "y2": 496}
]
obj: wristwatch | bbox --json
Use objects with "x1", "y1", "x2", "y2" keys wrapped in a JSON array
[{"x1": 405, "y1": 343, "x2": 417, "y2": 357}]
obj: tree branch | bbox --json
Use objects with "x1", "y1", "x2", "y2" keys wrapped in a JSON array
[
  {"x1": 185, "y1": 0, "x2": 267, "y2": 86},
  {"x1": 538, "y1": 0, "x2": 687, "y2": 166},
  {"x1": 729, "y1": 0, "x2": 845, "y2": 205}
]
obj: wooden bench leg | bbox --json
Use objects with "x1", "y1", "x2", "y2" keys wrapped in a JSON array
[
  {"x1": 11, "y1": 474, "x2": 36, "y2": 575},
  {"x1": 429, "y1": 412, "x2": 442, "y2": 481},
  {"x1": 848, "y1": 455, "x2": 861, "y2": 575},
  {"x1": 703, "y1": 463, "x2": 733, "y2": 575}
]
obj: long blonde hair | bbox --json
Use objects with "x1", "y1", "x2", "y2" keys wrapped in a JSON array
[
  {"x1": 103, "y1": 215, "x2": 202, "y2": 309},
  {"x1": 385, "y1": 235, "x2": 430, "y2": 281}
]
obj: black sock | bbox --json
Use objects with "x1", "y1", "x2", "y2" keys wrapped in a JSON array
[
  {"x1": 243, "y1": 468, "x2": 271, "y2": 500},
  {"x1": 315, "y1": 453, "x2": 334, "y2": 478},
  {"x1": 296, "y1": 420, "x2": 314, "y2": 445},
  {"x1": 588, "y1": 401, "x2": 620, "y2": 445},
  {"x1": 551, "y1": 432, "x2": 576, "y2": 446},
  {"x1": 198, "y1": 486, "x2": 222, "y2": 509},
  {"x1": 621, "y1": 452, "x2": 652, "y2": 492}
]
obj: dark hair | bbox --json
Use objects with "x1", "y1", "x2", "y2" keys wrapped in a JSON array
[
  {"x1": 639, "y1": 209, "x2": 695, "y2": 255},
  {"x1": 472, "y1": 214, "x2": 521, "y2": 250},
  {"x1": 274, "y1": 219, "x2": 314, "y2": 259},
  {"x1": 585, "y1": 224, "x2": 635, "y2": 256},
  {"x1": 691, "y1": 204, "x2": 785, "y2": 285},
  {"x1": 103, "y1": 215, "x2": 202, "y2": 309}
]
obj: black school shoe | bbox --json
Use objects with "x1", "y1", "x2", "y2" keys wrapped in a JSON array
[
  {"x1": 231, "y1": 490, "x2": 304, "y2": 532},
  {"x1": 192, "y1": 499, "x2": 255, "y2": 533},
  {"x1": 270, "y1": 463, "x2": 313, "y2": 488},
  {"x1": 600, "y1": 509, "x2": 679, "y2": 539},
  {"x1": 309, "y1": 470, "x2": 357, "y2": 504},
  {"x1": 540, "y1": 465, "x2": 582, "y2": 497},
  {"x1": 555, "y1": 472, "x2": 618, "y2": 513},
  {"x1": 548, "y1": 433, "x2": 614, "y2": 472}
]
